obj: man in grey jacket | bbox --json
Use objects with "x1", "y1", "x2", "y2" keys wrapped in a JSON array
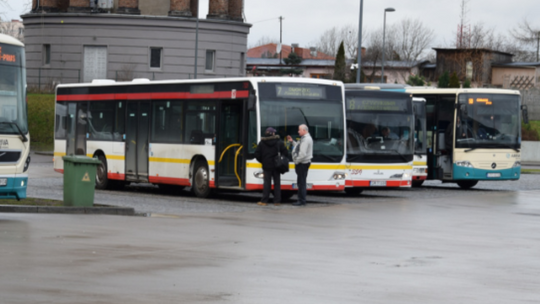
[{"x1": 287, "y1": 124, "x2": 313, "y2": 206}]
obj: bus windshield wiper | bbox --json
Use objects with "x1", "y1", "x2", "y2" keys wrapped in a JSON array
[
  {"x1": 464, "y1": 147, "x2": 477, "y2": 153},
  {"x1": 0, "y1": 122, "x2": 28, "y2": 142}
]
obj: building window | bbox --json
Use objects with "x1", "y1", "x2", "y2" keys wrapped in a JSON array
[
  {"x1": 18, "y1": 28, "x2": 24, "y2": 36},
  {"x1": 205, "y1": 50, "x2": 215, "y2": 72},
  {"x1": 43, "y1": 44, "x2": 51, "y2": 66},
  {"x1": 150, "y1": 47, "x2": 162, "y2": 69},
  {"x1": 240, "y1": 52, "x2": 245, "y2": 74}
]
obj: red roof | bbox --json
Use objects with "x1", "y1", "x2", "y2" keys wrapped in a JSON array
[{"x1": 247, "y1": 43, "x2": 335, "y2": 60}]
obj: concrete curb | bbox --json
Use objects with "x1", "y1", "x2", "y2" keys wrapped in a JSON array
[{"x1": 0, "y1": 205, "x2": 135, "y2": 216}]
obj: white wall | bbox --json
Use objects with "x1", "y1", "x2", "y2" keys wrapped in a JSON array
[{"x1": 521, "y1": 141, "x2": 540, "y2": 163}]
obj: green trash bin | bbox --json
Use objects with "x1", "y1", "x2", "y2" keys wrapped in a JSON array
[{"x1": 62, "y1": 155, "x2": 101, "y2": 207}]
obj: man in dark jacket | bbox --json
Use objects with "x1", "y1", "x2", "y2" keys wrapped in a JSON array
[{"x1": 255, "y1": 127, "x2": 288, "y2": 206}]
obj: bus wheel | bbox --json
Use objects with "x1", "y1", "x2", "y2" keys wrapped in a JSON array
[
  {"x1": 412, "y1": 180, "x2": 424, "y2": 187},
  {"x1": 457, "y1": 180, "x2": 478, "y2": 189},
  {"x1": 192, "y1": 161, "x2": 211, "y2": 198},
  {"x1": 281, "y1": 190, "x2": 295, "y2": 201},
  {"x1": 344, "y1": 188, "x2": 363, "y2": 196},
  {"x1": 95, "y1": 155, "x2": 109, "y2": 190}
]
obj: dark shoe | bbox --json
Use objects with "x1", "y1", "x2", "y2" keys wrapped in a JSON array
[{"x1": 292, "y1": 202, "x2": 305, "y2": 206}]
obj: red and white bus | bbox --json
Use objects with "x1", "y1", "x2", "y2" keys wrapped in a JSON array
[{"x1": 53, "y1": 77, "x2": 347, "y2": 197}]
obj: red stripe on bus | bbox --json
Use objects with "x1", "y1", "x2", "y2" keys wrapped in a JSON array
[
  {"x1": 56, "y1": 90, "x2": 250, "y2": 101},
  {"x1": 148, "y1": 176, "x2": 191, "y2": 186},
  {"x1": 346, "y1": 180, "x2": 411, "y2": 187},
  {"x1": 413, "y1": 175, "x2": 427, "y2": 180},
  {"x1": 55, "y1": 168, "x2": 64, "y2": 174},
  {"x1": 108, "y1": 173, "x2": 125, "y2": 181},
  {"x1": 245, "y1": 184, "x2": 345, "y2": 191}
]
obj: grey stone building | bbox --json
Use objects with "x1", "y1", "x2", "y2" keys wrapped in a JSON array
[{"x1": 24, "y1": 0, "x2": 250, "y2": 90}]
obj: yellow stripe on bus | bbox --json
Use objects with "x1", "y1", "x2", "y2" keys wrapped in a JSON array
[
  {"x1": 54, "y1": 152, "x2": 66, "y2": 157},
  {"x1": 148, "y1": 158, "x2": 215, "y2": 166},
  {"x1": 347, "y1": 165, "x2": 412, "y2": 170},
  {"x1": 413, "y1": 161, "x2": 427, "y2": 166},
  {"x1": 246, "y1": 163, "x2": 347, "y2": 170}
]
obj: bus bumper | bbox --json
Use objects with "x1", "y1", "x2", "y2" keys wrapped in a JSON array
[
  {"x1": 0, "y1": 174, "x2": 28, "y2": 200},
  {"x1": 452, "y1": 165, "x2": 520, "y2": 180}
]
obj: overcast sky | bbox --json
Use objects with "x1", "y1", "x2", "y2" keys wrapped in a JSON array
[{"x1": 4, "y1": 0, "x2": 540, "y2": 50}]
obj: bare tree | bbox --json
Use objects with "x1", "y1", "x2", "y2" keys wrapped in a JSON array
[
  {"x1": 312, "y1": 24, "x2": 367, "y2": 59},
  {"x1": 510, "y1": 19, "x2": 540, "y2": 61},
  {"x1": 0, "y1": 0, "x2": 11, "y2": 20},
  {"x1": 395, "y1": 18, "x2": 434, "y2": 62},
  {"x1": 248, "y1": 36, "x2": 279, "y2": 49}
]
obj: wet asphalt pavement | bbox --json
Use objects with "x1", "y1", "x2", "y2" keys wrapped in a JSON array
[{"x1": 0, "y1": 152, "x2": 539, "y2": 303}]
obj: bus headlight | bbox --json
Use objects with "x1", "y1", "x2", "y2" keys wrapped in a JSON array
[
  {"x1": 403, "y1": 173, "x2": 410, "y2": 180},
  {"x1": 512, "y1": 161, "x2": 521, "y2": 168},
  {"x1": 456, "y1": 161, "x2": 474, "y2": 168},
  {"x1": 254, "y1": 171, "x2": 264, "y2": 179},
  {"x1": 332, "y1": 172, "x2": 347, "y2": 180},
  {"x1": 23, "y1": 156, "x2": 31, "y2": 173}
]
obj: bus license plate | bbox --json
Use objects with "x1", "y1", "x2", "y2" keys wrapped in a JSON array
[
  {"x1": 370, "y1": 181, "x2": 386, "y2": 186},
  {"x1": 0, "y1": 178, "x2": 6, "y2": 186},
  {"x1": 292, "y1": 183, "x2": 313, "y2": 189},
  {"x1": 487, "y1": 173, "x2": 501, "y2": 178}
]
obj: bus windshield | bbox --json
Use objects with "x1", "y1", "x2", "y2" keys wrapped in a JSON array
[
  {"x1": 346, "y1": 93, "x2": 414, "y2": 163},
  {"x1": 456, "y1": 93, "x2": 520, "y2": 149},
  {"x1": 0, "y1": 43, "x2": 27, "y2": 134},
  {"x1": 258, "y1": 83, "x2": 344, "y2": 163}
]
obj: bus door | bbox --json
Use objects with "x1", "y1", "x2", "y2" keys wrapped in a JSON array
[
  {"x1": 65, "y1": 102, "x2": 87, "y2": 156},
  {"x1": 125, "y1": 101, "x2": 150, "y2": 182},
  {"x1": 425, "y1": 95, "x2": 455, "y2": 180},
  {"x1": 216, "y1": 100, "x2": 245, "y2": 188}
]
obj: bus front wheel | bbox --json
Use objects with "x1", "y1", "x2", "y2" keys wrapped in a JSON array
[
  {"x1": 192, "y1": 161, "x2": 211, "y2": 198},
  {"x1": 457, "y1": 180, "x2": 478, "y2": 189}
]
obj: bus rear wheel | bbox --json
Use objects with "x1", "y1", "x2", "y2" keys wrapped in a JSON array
[
  {"x1": 344, "y1": 188, "x2": 363, "y2": 196},
  {"x1": 95, "y1": 155, "x2": 109, "y2": 190},
  {"x1": 192, "y1": 161, "x2": 211, "y2": 198},
  {"x1": 457, "y1": 180, "x2": 478, "y2": 189}
]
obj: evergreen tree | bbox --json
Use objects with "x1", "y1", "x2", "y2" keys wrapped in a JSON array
[
  {"x1": 449, "y1": 72, "x2": 460, "y2": 88},
  {"x1": 438, "y1": 71, "x2": 450, "y2": 88},
  {"x1": 333, "y1": 41, "x2": 347, "y2": 82},
  {"x1": 280, "y1": 52, "x2": 303, "y2": 75},
  {"x1": 463, "y1": 78, "x2": 471, "y2": 88},
  {"x1": 406, "y1": 75, "x2": 426, "y2": 86}
]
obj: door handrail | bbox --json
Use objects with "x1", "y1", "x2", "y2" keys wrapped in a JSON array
[
  {"x1": 234, "y1": 146, "x2": 244, "y2": 187},
  {"x1": 218, "y1": 143, "x2": 242, "y2": 163}
]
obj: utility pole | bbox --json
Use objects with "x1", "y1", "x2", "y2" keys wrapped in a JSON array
[
  {"x1": 279, "y1": 16, "x2": 283, "y2": 65},
  {"x1": 356, "y1": 0, "x2": 363, "y2": 83}
]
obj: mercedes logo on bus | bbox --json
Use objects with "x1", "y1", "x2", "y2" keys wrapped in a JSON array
[{"x1": 491, "y1": 163, "x2": 497, "y2": 169}]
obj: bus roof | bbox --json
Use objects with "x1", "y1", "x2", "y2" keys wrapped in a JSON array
[
  {"x1": 406, "y1": 87, "x2": 520, "y2": 95},
  {"x1": 56, "y1": 77, "x2": 344, "y2": 89},
  {"x1": 0, "y1": 33, "x2": 24, "y2": 47},
  {"x1": 345, "y1": 83, "x2": 409, "y2": 90}
]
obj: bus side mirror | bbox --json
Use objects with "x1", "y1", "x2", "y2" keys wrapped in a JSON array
[
  {"x1": 522, "y1": 105, "x2": 529, "y2": 124},
  {"x1": 247, "y1": 94, "x2": 256, "y2": 111}
]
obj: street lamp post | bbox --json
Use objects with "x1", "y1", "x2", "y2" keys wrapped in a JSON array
[
  {"x1": 381, "y1": 7, "x2": 395, "y2": 83},
  {"x1": 194, "y1": 0, "x2": 199, "y2": 79},
  {"x1": 356, "y1": 0, "x2": 364, "y2": 83}
]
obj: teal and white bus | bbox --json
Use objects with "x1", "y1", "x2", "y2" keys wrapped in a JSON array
[
  {"x1": 406, "y1": 88, "x2": 526, "y2": 189},
  {"x1": 0, "y1": 34, "x2": 30, "y2": 199}
]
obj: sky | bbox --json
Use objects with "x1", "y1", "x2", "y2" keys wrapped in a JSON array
[{"x1": 4, "y1": 0, "x2": 540, "y2": 50}]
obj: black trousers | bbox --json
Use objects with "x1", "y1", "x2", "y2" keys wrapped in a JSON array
[
  {"x1": 262, "y1": 169, "x2": 281, "y2": 203},
  {"x1": 295, "y1": 163, "x2": 311, "y2": 204}
]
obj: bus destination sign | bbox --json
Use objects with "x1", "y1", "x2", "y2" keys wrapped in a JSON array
[
  {"x1": 0, "y1": 47, "x2": 18, "y2": 64},
  {"x1": 347, "y1": 98, "x2": 407, "y2": 112},
  {"x1": 276, "y1": 85, "x2": 325, "y2": 99}
]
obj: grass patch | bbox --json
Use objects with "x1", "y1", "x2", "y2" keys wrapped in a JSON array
[
  {"x1": 521, "y1": 169, "x2": 540, "y2": 174},
  {"x1": 0, "y1": 197, "x2": 63, "y2": 206}
]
